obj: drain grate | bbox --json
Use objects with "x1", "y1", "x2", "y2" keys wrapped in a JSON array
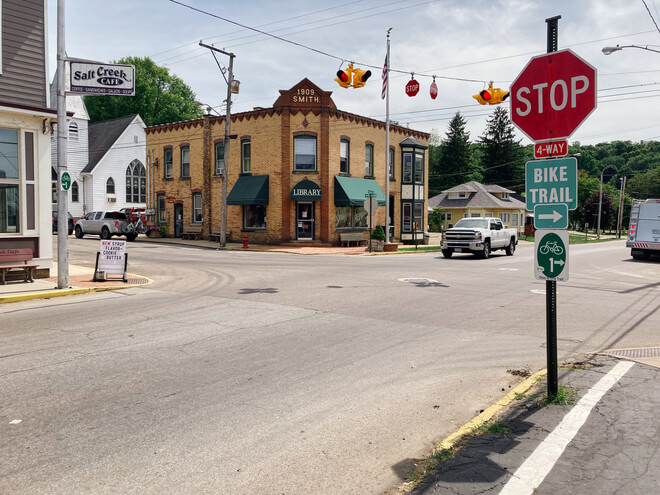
[{"x1": 601, "y1": 347, "x2": 660, "y2": 358}]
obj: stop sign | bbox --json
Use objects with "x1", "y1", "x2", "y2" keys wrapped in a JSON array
[
  {"x1": 510, "y1": 49, "x2": 597, "y2": 142},
  {"x1": 405, "y1": 78, "x2": 420, "y2": 97}
]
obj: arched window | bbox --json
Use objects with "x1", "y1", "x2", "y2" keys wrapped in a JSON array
[
  {"x1": 71, "y1": 181, "x2": 79, "y2": 202},
  {"x1": 106, "y1": 177, "x2": 115, "y2": 195},
  {"x1": 69, "y1": 122, "x2": 79, "y2": 140},
  {"x1": 126, "y1": 160, "x2": 146, "y2": 203}
]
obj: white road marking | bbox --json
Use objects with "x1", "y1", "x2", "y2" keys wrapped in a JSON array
[
  {"x1": 499, "y1": 360, "x2": 635, "y2": 495},
  {"x1": 530, "y1": 289, "x2": 546, "y2": 295}
]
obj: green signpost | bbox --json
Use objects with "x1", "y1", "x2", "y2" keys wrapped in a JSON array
[
  {"x1": 525, "y1": 157, "x2": 578, "y2": 211},
  {"x1": 534, "y1": 229, "x2": 569, "y2": 281},
  {"x1": 60, "y1": 171, "x2": 71, "y2": 191}
]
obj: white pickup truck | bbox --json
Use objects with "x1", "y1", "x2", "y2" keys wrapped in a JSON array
[
  {"x1": 441, "y1": 217, "x2": 517, "y2": 258},
  {"x1": 627, "y1": 198, "x2": 660, "y2": 259}
]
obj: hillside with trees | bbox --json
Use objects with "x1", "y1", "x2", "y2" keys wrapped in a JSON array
[{"x1": 429, "y1": 108, "x2": 660, "y2": 231}]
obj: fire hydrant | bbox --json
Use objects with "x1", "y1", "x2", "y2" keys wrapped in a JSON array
[{"x1": 242, "y1": 233, "x2": 248, "y2": 249}]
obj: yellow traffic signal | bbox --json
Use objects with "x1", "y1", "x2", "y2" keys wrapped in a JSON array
[
  {"x1": 352, "y1": 67, "x2": 372, "y2": 88},
  {"x1": 473, "y1": 83, "x2": 509, "y2": 105},
  {"x1": 334, "y1": 64, "x2": 354, "y2": 88}
]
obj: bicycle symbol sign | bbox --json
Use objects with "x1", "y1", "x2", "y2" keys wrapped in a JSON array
[{"x1": 535, "y1": 230, "x2": 569, "y2": 281}]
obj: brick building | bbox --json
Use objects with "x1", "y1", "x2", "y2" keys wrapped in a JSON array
[{"x1": 145, "y1": 79, "x2": 429, "y2": 245}]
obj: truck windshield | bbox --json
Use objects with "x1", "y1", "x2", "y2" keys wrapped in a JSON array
[{"x1": 454, "y1": 218, "x2": 489, "y2": 229}]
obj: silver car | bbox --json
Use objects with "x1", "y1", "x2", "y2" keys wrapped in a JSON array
[{"x1": 74, "y1": 211, "x2": 134, "y2": 241}]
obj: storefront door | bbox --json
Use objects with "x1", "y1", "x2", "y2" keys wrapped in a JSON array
[
  {"x1": 296, "y1": 202, "x2": 314, "y2": 240},
  {"x1": 174, "y1": 203, "x2": 183, "y2": 238}
]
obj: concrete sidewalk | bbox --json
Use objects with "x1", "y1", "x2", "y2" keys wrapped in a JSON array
[
  {"x1": 405, "y1": 355, "x2": 660, "y2": 495},
  {"x1": 0, "y1": 262, "x2": 151, "y2": 304}
]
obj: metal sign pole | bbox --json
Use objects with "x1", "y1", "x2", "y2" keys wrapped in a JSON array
[{"x1": 545, "y1": 14, "x2": 561, "y2": 399}]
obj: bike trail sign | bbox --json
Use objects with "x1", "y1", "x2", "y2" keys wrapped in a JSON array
[{"x1": 534, "y1": 229, "x2": 569, "y2": 281}]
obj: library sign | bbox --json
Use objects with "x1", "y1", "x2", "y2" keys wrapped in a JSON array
[{"x1": 70, "y1": 62, "x2": 135, "y2": 95}]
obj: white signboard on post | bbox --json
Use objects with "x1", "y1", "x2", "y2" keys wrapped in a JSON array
[
  {"x1": 69, "y1": 62, "x2": 135, "y2": 95},
  {"x1": 98, "y1": 240, "x2": 127, "y2": 278}
]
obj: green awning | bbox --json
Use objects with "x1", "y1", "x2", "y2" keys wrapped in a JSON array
[
  {"x1": 291, "y1": 179, "x2": 322, "y2": 201},
  {"x1": 334, "y1": 176, "x2": 386, "y2": 207},
  {"x1": 227, "y1": 175, "x2": 269, "y2": 205}
]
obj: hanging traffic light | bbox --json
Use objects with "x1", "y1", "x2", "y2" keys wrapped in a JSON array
[
  {"x1": 352, "y1": 67, "x2": 372, "y2": 88},
  {"x1": 473, "y1": 82, "x2": 509, "y2": 105},
  {"x1": 334, "y1": 65, "x2": 353, "y2": 88}
]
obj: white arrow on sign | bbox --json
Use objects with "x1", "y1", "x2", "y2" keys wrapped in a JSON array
[
  {"x1": 538, "y1": 210, "x2": 563, "y2": 222},
  {"x1": 554, "y1": 259, "x2": 566, "y2": 266}
]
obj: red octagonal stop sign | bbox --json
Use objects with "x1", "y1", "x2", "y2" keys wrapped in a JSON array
[{"x1": 510, "y1": 49, "x2": 597, "y2": 142}]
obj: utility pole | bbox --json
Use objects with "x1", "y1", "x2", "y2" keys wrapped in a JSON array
[
  {"x1": 199, "y1": 42, "x2": 235, "y2": 247},
  {"x1": 56, "y1": 0, "x2": 69, "y2": 289},
  {"x1": 617, "y1": 176, "x2": 627, "y2": 238}
]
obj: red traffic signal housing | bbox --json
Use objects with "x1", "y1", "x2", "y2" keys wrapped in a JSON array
[
  {"x1": 334, "y1": 66, "x2": 353, "y2": 88},
  {"x1": 352, "y1": 67, "x2": 372, "y2": 88},
  {"x1": 473, "y1": 83, "x2": 509, "y2": 105}
]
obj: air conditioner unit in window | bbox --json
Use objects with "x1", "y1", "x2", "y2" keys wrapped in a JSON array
[{"x1": 107, "y1": 195, "x2": 116, "y2": 203}]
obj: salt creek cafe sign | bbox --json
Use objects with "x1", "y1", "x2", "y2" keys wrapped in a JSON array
[{"x1": 69, "y1": 61, "x2": 135, "y2": 96}]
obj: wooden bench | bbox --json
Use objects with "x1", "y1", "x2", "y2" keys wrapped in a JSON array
[
  {"x1": 209, "y1": 228, "x2": 231, "y2": 242},
  {"x1": 181, "y1": 225, "x2": 203, "y2": 240},
  {"x1": 340, "y1": 232, "x2": 366, "y2": 247},
  {"x1": 0, "y1": 248, "x2": 39, "y2": 285}
]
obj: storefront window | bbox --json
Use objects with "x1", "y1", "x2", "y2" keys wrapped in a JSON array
[
  {"x1": 243, "y1": 205, "x2": 266, "y2": 228},
  {"x1": 181, "y1": 146, "x2": 190, "y2": 178},
  {"x1": 164, "y1": 148, "x2": 173, "y2": 178},
  {"x1": 403, "y1": 152, "x2": 413, "y2": 183},
  {"x1": 0, "y1": 128, "x2": 19, "y2": 180},
  {"x1": 0, "y1": 184, "x2": 19, "y2": 233},
  {"x1": 354, "y1": 206, "x2": 368, "y2": 228},
  {"x1": 157, "y1": 194, "x2": 166, "y2": 223},
  {"x1": 340, "y1": 139, "x2": 349, "y2": 174},
  {"x1": 215, "y1": 142, "x2": 225, "y2": 176},
  {"x1": 389, "y1": 148, "x2": 395, "y2": 179},
  {"x1": 335, "y1": 206, "x2": 369, "y2": 229},
  {"x1": 294, "y1": 136, "x2": 316, "y2": 171},
  {"x1": 415, "y1": 151, "x2": 424, "y2": 184},
  {"x1": 403, "y1": 203, "x2": 412, "y2": 231},
  {"x1": 241, "y1": 139, "x2": 251, "y2": 174},
  {"x1": 365, "y1": 144, "x2": 373, "y2": 176},
  {"x1": 192, "y1": 192, "x2": 202, "y2": 223}
]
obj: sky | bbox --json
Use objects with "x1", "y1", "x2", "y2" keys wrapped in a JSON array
[{"x1": 47, "y1": 0, "x2": 660, "y2": 146}]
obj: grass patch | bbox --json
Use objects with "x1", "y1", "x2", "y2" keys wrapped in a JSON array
[
  {"x1": 569, "y1": 234, "x2": 621, "y2": 245},
  {"x1": 476, "y1": 421, "x2": 511, "y2": 436},
  {"x1": 540, "y1": 385, "x2": 577, "y2": 405},
  {"x1": 398, "y1": 245, "x2": 444, "y2": 252}
]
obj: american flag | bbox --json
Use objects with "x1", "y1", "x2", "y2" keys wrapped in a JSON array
[{"x1": 381, "y1": 54, "x2": 388, "y2": 100}]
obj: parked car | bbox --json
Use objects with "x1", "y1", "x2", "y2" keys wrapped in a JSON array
[
  {"x1": 441, "y1": 217, "x2": 517, "y2": 258},
  {"x1": 119, "y1": 207, "x2": 146, "y2": 223},
  {"x1": 74, "y1": 211, "x2": 134, "y2": 241},
  {"x1": 52, "y1": 210, "x2": 74, "y2": 235}
]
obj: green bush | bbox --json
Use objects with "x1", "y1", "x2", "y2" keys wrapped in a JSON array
[{"x1": 371, "y1": 225, "x2": 386, "y2": 240}]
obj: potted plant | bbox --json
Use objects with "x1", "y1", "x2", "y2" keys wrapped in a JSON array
[{"x1": 370, "y1": 225, "x2": 386, "y2": 252}]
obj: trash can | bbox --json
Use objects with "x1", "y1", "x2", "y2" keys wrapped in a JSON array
[{"x1": 423, "y1": 233, "x2": 430, "y2": 245}]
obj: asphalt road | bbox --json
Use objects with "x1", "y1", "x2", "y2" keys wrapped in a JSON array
[{"x1": 1, "y1": 238, "x2": 658, "y2": 494}]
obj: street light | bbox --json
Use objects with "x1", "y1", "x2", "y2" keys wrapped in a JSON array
[
  {"x1": 602, "y1": 44, "x2": 660, "y2": 55},
  {"x1": 596, "y1": 165, "x2": 618, "y2": 239}
]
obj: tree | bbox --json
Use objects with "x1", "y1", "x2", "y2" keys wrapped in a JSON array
[
  {"x1": 582, "y1": 190, "x2": 617, "y2": 232},
  {"x1": 627, "y1": 167, "x2": 660, "y2": 199},
  {"x1": 84, "y1": 56, "x2": 203, "y2": 126},
  {"x1": 433, "y1": 112, "x2": 472, "y2": 193},
  {"x1": 479, "y1": 107, "x2": 523, "y2": 191}
]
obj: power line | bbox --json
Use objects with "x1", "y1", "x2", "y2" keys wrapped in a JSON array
[{"x1": 642, "y1": 0, "x2": 660, "y2": 35}]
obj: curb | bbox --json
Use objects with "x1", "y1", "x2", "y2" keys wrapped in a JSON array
[
  {"x1": 0, "y1": 274, "x2": 154, "y2": 304},
  {"x1": 437, "y1": 369, "x2": 547, "y2": 451}
]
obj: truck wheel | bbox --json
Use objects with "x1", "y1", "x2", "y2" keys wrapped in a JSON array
[
  {"x1": 100, "y1": 226, "x2": 111, "y2": 240},
  {"x1": 126, "y1": 233, "x2": 137, "y2": 242},
  {"x1": 442, "y1": 249, "x2": 453, "y2": 258},
  {"x1": 505, "y1": 237, "x2": 516, "y2": 256},
  {"x1": 482, "y1": 240, "x2": 490, "y2": 259},
  {"x1": 75, "y1": 225, "x2": 84, "y2": 238}
]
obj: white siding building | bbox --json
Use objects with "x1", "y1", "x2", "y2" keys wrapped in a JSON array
[
  {"x1": 50, "y1": 93, "x2": 89, "y2": 219},
  {"x1": 82, "y1": 114, "x2": 147, "y2": 213}
]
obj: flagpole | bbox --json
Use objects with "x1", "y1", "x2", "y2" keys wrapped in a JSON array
[{"x1": 385, "y1": 28, "x2": 392, "y2": 244}]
